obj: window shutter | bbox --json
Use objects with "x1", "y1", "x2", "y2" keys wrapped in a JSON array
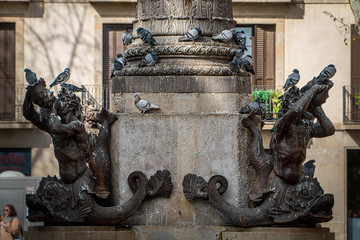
[
  {"x1": 254, "y1": 25, "x2": 275, "y2": 88},
  {"x1": 351, "y1": 26, "x2": 360, "y2": 86},
  {"x1": 0, "y1": 23, "x2": 15, "y2": 121}
]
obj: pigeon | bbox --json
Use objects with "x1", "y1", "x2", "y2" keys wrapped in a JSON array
[
  {"x1": 50, "y1": 68, "x2": 71, "y2": 88},
  {"x1": 138, "y1": 52, "x2": 159, "y2": 67},
  {"x1": 240, "y1": 97, "x2": 266, "y2": 116},
  {"x1": 212, "y1": 29, "x2": 236, "y2": 43},
  {"x1": 283, "y1": 69, "x2": 300, "y2": 91},
  {"x1": 116, "y1": 53, "x2": 127, "y2": 67},
  {"x1": 122, "y1": 32, "x2": 133, "y2": 45},
  {"x1": 300, "y1": 64, "x2": 336, "y2": 93},
  {"x1": 111, "y1": 58, "x2": 124, "y2": 78},
  {"x1": 239, "y1": 55, "x2": 255, "y2": 74},
  {"x1": 134, "y1": 93, "x2": 160, "y2": 113},
  {"x1": 136, "y1": 28, "x2": 156, "y2": 46},
  {"x1": 178, "y1": 27, "x2": 202, "y2": 42},
  {"x1": 301, "y1": 159, "x2": 316, "y2": 180},
  {"x1": 229, "y1": 59, "x2": 240, "y2": 73},
  {"x1": 61, "y1": 83, "x2": 85, "y2": 93},
  {"x1": 235, "y1": 31, "x2": 248, "y2": 53},
  {"x1": 24, "y1": 68, "x2": 38, "y2": 85},
  {"x1": 316, "y1": 64, "x2": 336, "y2": 83}
]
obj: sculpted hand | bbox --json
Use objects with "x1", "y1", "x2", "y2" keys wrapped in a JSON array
[{"x1": 309, "y1": 83, "x2": 332, "y2": 109}]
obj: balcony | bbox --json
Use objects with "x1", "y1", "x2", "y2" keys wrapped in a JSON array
[
  {"x1": 251, "y1": 85, "x2": 283, "y2": 122},
  {"x1": 0, "y1": 84, "x2": 109, "y2": 127},
  {"x1": 343, "y1": 86, "x2": 360, "y2": 123}
]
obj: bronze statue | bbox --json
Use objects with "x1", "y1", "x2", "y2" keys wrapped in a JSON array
[
  {"x1": 183, "y1": 67, "x2": 336, "y2": 226},
  {"x1": 23, "y1": 71, "x2": 173, "y2": 224}
]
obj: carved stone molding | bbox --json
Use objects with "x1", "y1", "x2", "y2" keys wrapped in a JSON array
[
  {"x1": 116, "y1": 63, "x2": 247, "y2": 77},
  {"x1": 125, "y1": 45, "x2": 237, "y2": 59}
]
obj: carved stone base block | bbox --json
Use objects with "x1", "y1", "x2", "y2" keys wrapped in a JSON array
[
  {"x1": 221, "y1": 227, "x2": 335, "y2": 240},
  {"x1": 24, "y1": 226, "x2": 138, "y2": 240}
]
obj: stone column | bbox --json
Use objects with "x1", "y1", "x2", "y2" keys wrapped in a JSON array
[{"x1": 111, "y1": 0, "x2": 252, "y2": 227}]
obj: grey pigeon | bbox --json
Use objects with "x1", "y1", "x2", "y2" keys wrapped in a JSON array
[
  {"x1": 61, "y1": 83, "x2": 85, "y2": 93},
  {"x1": 134, "y1": 93, "x2": 160, "y2": 113},
  {"x1": 122, "y1": 32, "x2": 133, "y2": 45},
  {"x1": 235, "y1": 31, "x2": 247, "y2": 53},
  {"x1": 229, "y1": 59, "x2": 239, "y2": 73},
  {"x1": 316, "y1": 64, "x2": 336, "y2": 83},
  {"x1": 138, "y1": 52, "x2": 159, "y2": 67},
  {"x1": 116, "y1": 53, "x2": 127, "y2": 67},
  {"x1": 212, "y1": 29, "x2": 236, "y2": 43},
  {"x1": 178, "y1": 27, "x2": 202, "y2": 42},
  {"x1": 301, "y1": 159, "x2": 316, "y2": 180},
  {"x1": 50, "y1": 68, "x2": 71, "y2": 88},
  {"x1": 300, "y1": 64, "x2": 336, "y2": 93},
  {"x1": 111, "y1": 58, "x2": 124, "y2": 78},
  {"x1": 24, "y1": 68, "x2": 38, "y2": 85},
  {"x1": 239, "y1": 55, "x2": 255, "y2": 75},
  {"x1": 240, "y1": 97, "x2": 266, "y2": 116},
  {"x1": 283, "y1": 69, "x2": 300, "y2": 91},
  {"x1": 136, "y1": 28, "x2": 156, "y2": 46}
]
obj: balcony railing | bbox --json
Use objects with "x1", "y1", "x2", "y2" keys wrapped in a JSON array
[
  {"x1": 343, "y1": 86, "x2": 360, "y2": 123},
  {"x1": 0, "y1": 84, "x2": 109, "y2": 123},
  {"x1": 251, "y1": 85, "x2": 283, "y2": 122}
]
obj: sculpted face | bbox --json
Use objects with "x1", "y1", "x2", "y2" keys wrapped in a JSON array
[{"x1": 28, "y1": 79, "x2": 55, "y2": 108}]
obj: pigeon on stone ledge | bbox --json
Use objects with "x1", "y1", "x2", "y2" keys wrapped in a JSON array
[
  {"x1": 283, "y1": 69, "x2": 300, "y2": 92},
  {"x1": 134, "y1": 93, "x2": 160, "y2": 113},
  {"x1": 122, "y1": 32, "x2": 133, "y2": 45},
  {"x1": 239, "y1": 55, "x2": 255, "y2": 75},
  {"x1": 24, "y1": 68, "x2": 38, "y2": 85},
  {"x1": 136, "y1": 27, "x2": 156, "y2": 46},
  {"x1": 116, "y1": 53, "x2": 127, "y2": 67},
  {"x1": 235, "y1": 31, "x2": 247, "y2": 53},
  {"x1": 138, "y1": 52, "x2": 159, "y2": 67},
  {"x1": 178, "y1": 27, "x2": 202, "y2": 42},
  {"x1": 50, "y1": 68, "x2": 71, "y2": 88},
  {"x1": 212, "y1": 29, "x2": 236, "y2": 43},
  {"x1": 111, "y1": 57, "x2": 126, "y2": 78}
]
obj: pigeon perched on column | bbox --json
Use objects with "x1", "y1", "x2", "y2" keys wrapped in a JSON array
[
  {"x1": 122, "y1": 32, "x2": 133, "y2": 45},
  {"x1": 49, "y1": 68, "x2": 71, "y2": 88},
  {"x1": 136, "y1": 28, "x2": 156, "y2": 46},
  {"x1": 134, "y1": 93, "x2": 160, "y2": 113},
  {"x1": 24, "y1": 68, "x2": 38, "y2": 85},
  {"x1": 138, "y1": 52, "x2": 159, "y2": 67},
  {"x1": 239, "y1": 55, "x2": 255, "y2": 75},
  {"x1": 116, "y1": 53, "x2": 127, "y2": 67},
  {"x1": 283, "y1": 69, "x2": 300, "y2": 91},
  {"x1": 61, "y1": 83, "x2": 85, "y2": 93},
  {"x1": 229, "y1": 59, "x2": 240, "y2": 74},
  {"x1": 212, "y1": 29, "x2": 236, "y2": 43},
  {"x1": 178, "y1": 27, "x2": 202, "y2": 42},
  {"x1": 111, "y1": 58, "x2": 125, "y2": 78},
  {"x1": 235, "y1": 31, "x2": 247, "y2": 53}
]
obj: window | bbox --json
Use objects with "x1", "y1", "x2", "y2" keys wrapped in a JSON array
[
  {"x1": 347, "y1": 149, "x2": 360, "y2": 240},
  {"x1": 103, "y1": 24, "x2": 132, "y2": 88},
  {"x1": 0, "y1": 23, "x2": 15, "y2": 121},
  {"x1": 236, "y1": 24, "x2": 276, "y2": 88}
]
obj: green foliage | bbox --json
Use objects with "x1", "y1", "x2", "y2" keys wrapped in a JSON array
[
  {"x1": 252, "y1": 87, "x2": 283, "y2": 119},
  {"x1": 356, "y1": 91, "x2": 360, "y2": 108}
]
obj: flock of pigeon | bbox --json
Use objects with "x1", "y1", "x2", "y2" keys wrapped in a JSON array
[
  {"x1": 110, "y1": 27, "x2": 256, "y2": 78},
  {"x1": 24, "y1": 68, "x2": 85, "y2": 93}
]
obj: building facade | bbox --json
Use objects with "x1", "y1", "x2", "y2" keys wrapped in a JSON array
[{"x1": 0, "y1": 0, "x2": 358, "y2": 239}]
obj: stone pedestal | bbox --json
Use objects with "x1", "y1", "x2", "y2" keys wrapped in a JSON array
[{"x1": 25, "y1": 226, "x2": 138, "y2": 240}]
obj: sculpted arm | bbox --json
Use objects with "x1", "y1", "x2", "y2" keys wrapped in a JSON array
[
  {"x1": 274, "y1": 84, "x2": 325, "y2": 139},
  {"x1": 48, "y1": 105, "x2": 83, "y2": 137},
  {"x1": 310, "y1": 106, "x2": 335, "y2": 138},
  {"x1": 23, "y1": 91, "x2": 51, "y2": 132}
]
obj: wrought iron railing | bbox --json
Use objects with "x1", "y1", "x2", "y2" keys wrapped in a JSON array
[
  {"x1": 0, "y1": 84, "x2": 109, "y2": 123},
  {"x1": 343, "y1": 86, "x2": 360, "y2": 123},
  {"x1": 251, "y1": 85, "x2": 283, "y2": 122}
]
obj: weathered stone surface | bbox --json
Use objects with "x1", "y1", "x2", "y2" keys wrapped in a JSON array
[
  {"x1": 25, "y1": 226, "x2": 138, "y2": 240},
  {"x1": 110, "y1": 112, "x2": 252, "y2": 226}
]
